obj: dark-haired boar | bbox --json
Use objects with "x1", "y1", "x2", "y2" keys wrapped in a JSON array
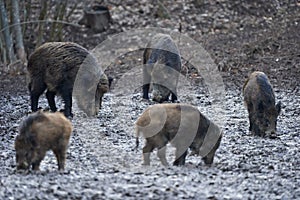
[
  {"x1": 135, "y1": 104, "x2": 222, "y2": 166},
  {"x1": 243, "y1": 71, "x2": 281, "y2": 137},
  {"x1": 27, "y1": 42, "x2": 110, "y2": 117},
  {"x1": 15, "y1": 111, "x2": 72, "y2": 171},
  {"x1": 143, "y1": 33, "x2": 182, "y2": 103}
]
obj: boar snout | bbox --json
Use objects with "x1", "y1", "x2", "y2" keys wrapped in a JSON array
[
  {"x1": 202, "y1": 156, "x2": 213, "y2": 166},
  {"x1": 17, "y1": 161, "x2": 29, "y2": 170},
  {"x1": 265, "y1": 127, "x2": 276, "y2": 138},
  {"x1": 152, "y1": 85, "x2": 170, "y2": 103},
  {"x1": 152, "y1": 92, "x2": 163, "y2": 103}
]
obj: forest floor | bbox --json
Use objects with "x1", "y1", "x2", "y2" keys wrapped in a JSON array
[{"x1": 0, "y1": 0, "x2": 299, "y2": 199}]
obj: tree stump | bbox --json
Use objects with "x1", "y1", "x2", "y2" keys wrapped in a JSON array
[{"x1": 79, "y1": 5, "x2": 111, "y2": 33}]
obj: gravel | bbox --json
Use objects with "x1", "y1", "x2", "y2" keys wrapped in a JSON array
[{"x1": 0, "y1": 73, "x2": 299, "y2": 199}]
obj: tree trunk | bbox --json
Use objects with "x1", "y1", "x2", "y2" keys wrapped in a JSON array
[
  {"x1": 23, "y1": 0, "x2": 32, "y2": 35},
  {"x1": 49, "y1": 1, "x2": 62, "y2": 41},
  {"x1": 50, "y1": 0, "x2": 68, "y2": 41},
  {"x1": 57, "y1": 0, "x2": 68, "y2": 41},
  {"x1": 11, "y1": 0, "x2": 27, "y2": 64},
  {"x1": 0, "y1": 35, "x2": 7, "y2": 65},
  {"x1": 0, "y1": 0, "x2": 16, "y2": 65},
  {"x1": 36, "y1": 0, "x2": 48, "y2": 47}
]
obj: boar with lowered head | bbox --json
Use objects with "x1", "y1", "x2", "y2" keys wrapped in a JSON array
[
  {"x1": 15, "y1": 111, "x2": 72, "y2": 171},
  {"x1": 27, "y1": 42, "x2": 110, "y2": 117},
  {"x1": 243, "y1": 71, "x2": 281, "y2": 137},
  {"x1": 143, "y1": 33, "x2": 182, "y2": 103},
  {"x1": 135, "y1": 103, "x2": 222, "y2": 166}
]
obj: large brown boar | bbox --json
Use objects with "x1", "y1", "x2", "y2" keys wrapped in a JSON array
[
  {"x1": 143, "y1": 33, "x2": 182, "y2": 103},
  {"x1": 15, "y1": 111, "x2": 72, "y2": 171},
  {"x1": 135, "y1": 104, "x2": 222, "y2": 166},
  {"x1": 243, "y1": 71, "x2": 281, "y2": 137},
  {"x1": 27, "y1": 42, "x2": 110, "y2": 117}
]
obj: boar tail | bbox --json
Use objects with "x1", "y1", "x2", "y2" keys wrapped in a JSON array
[
  {"x1": 134, "y1": 126, "x2": 140, "y2": 152},
  {"x1": 135, "y1": 137, "x2": 139, "y2": 152}
]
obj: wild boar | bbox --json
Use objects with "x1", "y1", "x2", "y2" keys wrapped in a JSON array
[
  {"x1": 243, "y1": 71, "x2": 281, "y2": 137},
  {"x1": 135, "y1": 103, "x2": 222, "y2": 166},
  {"x1": 15, "y1": 111, "x2": 72, "y2": 171},
  {"x1": 27, "y1": 42, "x2": 110, "y2": 117},
  {"x1": 143, "y1": 33, "x2": 182, "y2": 103}
]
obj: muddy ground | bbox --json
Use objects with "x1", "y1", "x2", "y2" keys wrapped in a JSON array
[{"x1": 0, "y1": 0, "x2": 299, "y2": 199}]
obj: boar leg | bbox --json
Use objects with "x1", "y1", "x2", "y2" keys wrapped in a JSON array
[
  {"x1": 142, "y1": 67, "x2": 151, "y2": 100},
  {"x1": 61, "y1": 90, "x2": 73, "y2": 117},
  {"x1": 46, "y1": 90, "x2": 57, "y2": 112},
  {"x1": 171, "y1": 91, "x2": 178, "y2": 102},
  {"x1": 53, "y1": 148, "x2": 66, "y2": 171},
  {"x1": 248, "y1": 111, "x2": 254, "y2": 132},
  {"x1": 157, "y1": 146, "x2": 168, "y2": 166},
  {"x1": 31, "y1": 151, "x2": 46, "y2": 170},
  {"x1": 99, "y1": 96, "x2": 103, "y2": 109},
  {"x1": 202, "y1": 151, "x2": 215, "y2": 166},
  {"x1": 32, "y1": 162, "x2": 41, "y2": 171},
  {"x1": 142, "y1": 84, "x2": 150, "y2": 100},
  {"x1": 156, "y1": 137, "x2": 169, "y2": 166},
  {"x1": 249, "y1": 116, "x2": 253, "y2": 131},
  {"x1": 246, "y1": 103, "x2": 254, "y2": 131},
  {"x1": 142, "y1": 141, "x2": 154, "y2": 165},
  {"x1": 173, "y1": 150, "x2": 187, "y2": 166},
  {"x1": 30, "y1": 82, "x2": 47, "y2": 112},
  {"x1": 252, "y1": 122, "x2": 262, "y2": 136}
]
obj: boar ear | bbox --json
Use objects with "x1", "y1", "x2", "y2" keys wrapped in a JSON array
[{"x1": 276, "y1": 101, "x2": 281, "y2": 115}]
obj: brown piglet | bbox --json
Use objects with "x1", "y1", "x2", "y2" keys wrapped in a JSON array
[
  {"x1": 15, "y1": 111, "x2": 72, "y2": 171},
  {"x1": 135, "y1": 103, "x2": 222, "y2": 166}
]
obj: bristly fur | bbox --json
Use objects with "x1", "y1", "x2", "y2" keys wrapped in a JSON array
[
  {"x1": 243, "y1": 71, "x2": 281, "y2": 137},
  {"x1": 135, "y1": 103, "x2": 222, "y2": 166},
  {"x1": 18, "y1": 111, "x2": 47, "y2": 136},
  {"x1": 15, "y1": 111, "x2": 72, "y2": 171},
  {"x1": 27, "y1": 42, "x2": 110, "y2": 117}
]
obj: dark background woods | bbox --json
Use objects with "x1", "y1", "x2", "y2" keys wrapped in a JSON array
[{"x1": 0, "y1": 0, "x2": 299, "y2": 91}]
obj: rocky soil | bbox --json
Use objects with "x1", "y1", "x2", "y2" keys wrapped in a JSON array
[{"x1": 0, "y1": 0, "x2": 299, "y2": 199}]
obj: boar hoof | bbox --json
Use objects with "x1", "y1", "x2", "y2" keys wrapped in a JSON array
[
  {"x1": 141, "y1": 98, "x2": 150, "y2": 102},
  {"x1": 142, "y1": 162, "x2": 150, "y2": 166},
  {"x1": 189, "y1": 149, "x2": 199, "y2": 156},
  {"x1": 43, "y1": 107, "x2": 50, "y2": 111},
  {"x1": 59, "y1": 109, "x2": 73, "y2": 118},
  {"x1": 173, "y1": 161, "x2": 184, "y2": 166},
  {"x1": 269, "y1": 133, "x2": 277, "y2": 139}
]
